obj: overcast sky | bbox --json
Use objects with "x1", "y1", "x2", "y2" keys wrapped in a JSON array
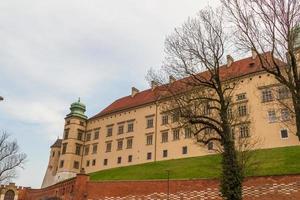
[{"x1": 0, "y1": 0, "x2": 220, "y2": 188}]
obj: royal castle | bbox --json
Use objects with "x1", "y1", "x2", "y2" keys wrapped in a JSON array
[{"x1": 41, "y1": 49, "x2": 300, "y2": 188}]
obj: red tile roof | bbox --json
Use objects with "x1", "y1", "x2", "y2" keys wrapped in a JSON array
[{"x1": 90, "y1": 53, "x2": 284, "y2": 119}]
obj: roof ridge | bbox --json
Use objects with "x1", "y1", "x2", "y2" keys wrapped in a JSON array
[{"x1": 89, "y1": 52, "x2": 281, "y2": 120}]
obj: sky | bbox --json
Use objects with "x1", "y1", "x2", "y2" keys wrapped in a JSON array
[{"x1": 0, "y1": 0, "x2": 220, "y2": 188}]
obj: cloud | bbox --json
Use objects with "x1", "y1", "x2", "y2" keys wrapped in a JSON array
[{"x1": 0, "y1": 0, "x2": 220, "y2": 188}]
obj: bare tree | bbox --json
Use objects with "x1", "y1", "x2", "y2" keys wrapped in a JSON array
[
  {"x1": 222, "y1": 0, "x2": 300, "y2": 140},
  {"x1": 0, "y1": 131, "x2": 27, "y2": 183},
  {"x1": 148, "y1": 7, "x2": 246, "y2": 200}
]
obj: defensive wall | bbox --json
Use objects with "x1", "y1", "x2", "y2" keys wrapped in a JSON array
[{"x1": 20, "y1": 173, "x2": 300, "y2": 200}]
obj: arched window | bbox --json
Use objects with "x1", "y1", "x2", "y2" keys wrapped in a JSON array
[{"x1": 4, "y1": 190, "x2": 15, "y2": 200}]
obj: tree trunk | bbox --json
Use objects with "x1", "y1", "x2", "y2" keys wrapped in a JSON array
[
  {"x1": 290, "y1": 87, "x2": 300, "y2": 141},
  {"x1": 220, "y1": 135, "x2": 243, "y2": 200},
  {"x1": 293, "y1": 95, "x2": 300, "y2": 141}
]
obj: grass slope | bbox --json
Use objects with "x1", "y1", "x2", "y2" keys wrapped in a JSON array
[{"x1": 90, "y1": 146, "x2": 300, "y2": 181}]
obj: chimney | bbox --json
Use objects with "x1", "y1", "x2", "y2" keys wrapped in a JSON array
[
  {"x1": 251, "y1": 48, "x2": 257, "y2": 59},
  {"x1": 131, "y1": 87, "x2": 139, "y2": 97},
  {"x1": 169, "y1": 75, "x2": 176, "y2": 84},
  {"x1": 227, "y1": 55, "x2": 234, "y2": 67},
  {"x1": 151, "y1": 81, "x2": 158, "y2": 91}
]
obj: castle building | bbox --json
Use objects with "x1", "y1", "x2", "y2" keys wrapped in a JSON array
[{"x1": 41, "y1": 50, "x2": 300, "y2": 188}]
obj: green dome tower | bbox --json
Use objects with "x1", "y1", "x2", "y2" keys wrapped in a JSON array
[
  {"x1": 55, "y1": 98, "x2": 87, "y2": 184},
  {"x1": 66, "y1": 98, "x2": 87, "y2": 119}
]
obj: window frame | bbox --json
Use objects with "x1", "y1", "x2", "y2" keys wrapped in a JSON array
[
  {"x1": 163, "y1": 150, "x2": 168, "y2": 158},
  {"x1": 161, "y1": 131, "x2": 168, "y2": 143},
  {"x1": 280, "y1": 129, "x2": 289, "y2": 139},
  {"x1": 261, "y1": 89, "x2": 273, "y2": 102},
  {"x1": 127, "y1": 122, "x2": 134, "y2": 132},
  {"x1": 146, "y1": 118, "x2": 154, "y2": 128},
  {"x1": 182, "y1": 146, "x2": 188, "y2": 155},
  {"x1": 146, "y1": 134, "x2": 153, "y2": 145},
  {"x1": 106, "y1": 142, "x2": 112, "y2": 152},
  {"x1": 162, "y1": 115, "x2": 169, "y2": 125},
  {"x1": 172, "y1": 129, "x2": 180, "y2": 141},
  {"x1": 126, "y1": 138, "x2": 133, "y2": 149},
  {"x1": 268, "y1": 110, "x2": 277, "y2": 123},
  {"x1": 147, "y1": 152, "x2": 152, "y2": 160}
]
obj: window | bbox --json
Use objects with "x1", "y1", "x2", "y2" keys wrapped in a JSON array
[
  {"x1": 117, "y1": 140, "x2": 123, "y2": 150},
  {"x1": 147, "y1": 152, "x2": 152, "y2": 160},
  {"x1": 80, "y1": 121, "x2": 84, "y2": 126},
  {"x1": 75, "y1": 144, "x2": 81, "y2": 155},
  {"x1": 73, "y1": 161, "x2": 79, "y2": 169},
  {"x1": 240, "y1": 125, "x2": 249, "y2": 138},
  {"x1": 92, "y1": 143, "x2": 98, "y2": 154},
  {"x1": 94, "y1": 130, "x2": 99, "y2": 140},
  {"x1": 182, "y1": 146, "x2": 188, "y2": 154},
  {"x1": 86, "y1": 160, "x2": 90, "y2": 167},
  {"x1": 127, "y1": 138, "x2": 133, "y2": 149},
  {"x1": 163, "y1": 150, "x2": 168, "y2": 158},
  {"x1": 103, "y1": 159, "x2": 108, "y2": 166},
  {"x1": 147, "y1": 118, "x2": 154, "y2": 128},
  {"x1": 64, "y1": 129, "x2": 69, "y2": 139},
  {"x1": 62, "y1": 143, "x2": 67, "y2": 154},
  {"x1": 59, "y1": 160, "x2": 64, "y2": 168},
  {"x1": 146, "y1": 134, "x2": 153, "y2": 145},
  {"x1": 86, "y1": 133, "x2": 91, "y2": 141},
  {"x1": 278, "y1": 87, "x2": 289, "y2": 100},
  {"x1": 236, "y1": 93, "x2": 246, "y2": 101},
  {"x1": 162, "y1": 132, "x2": 168, "y2": 143},
  {"x1": 184, "y1": 127, "x2": 192, "y2": 138},
  {"x1": 66, "y1": 120, "x2": 70, "y2": 125},
  {"x1": 281, "y1": 109, "x2": 290, "y2": 121},
  {"x1": 238, "y1": 105, "x2": 247, "y2": 117},
  {"x1": 262, "y1": 89, "x2": 273, "y2": 102},
  {"x1": 172, "y1": 112, "x2": 179, "y2": 123},
  {"x1": 280, "y1": 129, "x2": 288, "y2": 139},
  {"x1": 162, "y1": 115, "x2": 169, "y2": 125},
  {"x1": 106, "y1": 142, "x2": 112, "y2": 152},
  {"x1": 268, "y1": 110, "x2": 276, "y2": 123},
  {"x1": 128, "y1": 155, "x2": 133, "y2": 162},
  {"x1": 127, "y1": 122, "x2": 134, "y2": 132},
  {"x1": 117, "y1": 157, "x2": 122, "y2": 164},
  {"x1": 173, "y1": 129, "x2": 180, "y2": 141},
  {"x1": 52, "y1": 151, "x2": 55, "y2": 157},
  {"x1": 208, "y1": 142, "x2": 214, "y2": 150},
  {"x1": 77, "y1": 131, "x2": 83, "y2": 141},
  {"x1": 118, "y1": 125, "x2": 124, "y2": 134},
  {"x1": 92, "y1": 159, "x2": 96, "y2": 166},
  {"x1": 107, "y1": 126, "x2": 113, "y2": 137}
]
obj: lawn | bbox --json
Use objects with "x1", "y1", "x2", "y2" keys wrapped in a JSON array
[{"x1": 90, "y1": 145, "x2": 300, "y2": 181}]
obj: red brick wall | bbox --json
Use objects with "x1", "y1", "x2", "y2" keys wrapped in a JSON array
[
  {"x1": 87, "y1": 179, "x2": 219, "y2": 198},
  {"x1": 22, "y1": 174, "x2": 300, "y2": 200}
]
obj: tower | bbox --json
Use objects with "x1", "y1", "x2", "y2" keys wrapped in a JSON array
[
  {"x1": 55, "y1": 99, "x2": 87, "y2": 183},
  {"x1": 41, "y1": 138, "x2": 62, "y2": 188}
]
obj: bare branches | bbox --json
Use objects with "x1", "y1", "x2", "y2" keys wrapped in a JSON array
[
  {"x1": 0, "y1": 131, "x2": 27, "y2": 183},
  {"x1": 147, "y1": 6, "x2": 259, "y2": 200},
  {"x1": 222, "y1": 0, "x2": 300, "y2": 140}
]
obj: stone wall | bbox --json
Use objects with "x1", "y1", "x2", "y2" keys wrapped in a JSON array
[{"x1": 23, "y1": 174, "x2": 300, "y2": 200}]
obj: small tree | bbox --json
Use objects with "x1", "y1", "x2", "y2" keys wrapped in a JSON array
[
  {"x1": 148, "y1": 7, "x2": 245, "y2": 200},
  {"x1": 222, "y1": 0, "x2": 300, "y2": 140},
  {"x1": 0, "y1": 131, "x2": 27, "y2": 183}
]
